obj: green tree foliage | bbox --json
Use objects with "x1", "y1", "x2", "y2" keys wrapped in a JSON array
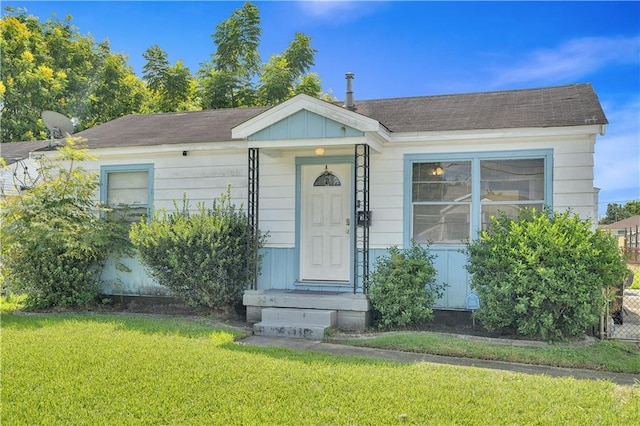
[
  {"x1": 600, "y1": 200, "x2": 640, "y2": 224},
  {"x1": 142, "y1": 45, "x2": 197, "y2": 112},
  {"x1": 199, "y1": 2, "x2": 261, "y2": 109},
  {"x1": 2, "y1": 3, "x2": 327, "y2": 140},
  {"x1": 129, "y1": 190, "x2": 266, "y2": 312},
  {"x1": 83, "y1": 42, "x2": 150, "y2": 128},
  {"x1": 368, "y1": 243, "x2": 445, "y2": 329},
  {"x1": 466, "y1": 209, "x2": 627, "y2": 341},
  {"x1": 199, "y1": 3, "x2": 322, "y2": 108},
  {"x1": 0, "y1": 7, "x2": 152, "y2": 142},
  {"x1": 0, "y1": 138, "x2": 130, "y2": 309},
  {"x1": 257, "y1": 33, "x2": 321, "y2": 105}
]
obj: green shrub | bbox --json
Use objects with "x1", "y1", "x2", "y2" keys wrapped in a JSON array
[
  {"x1": 465, "y1": 209, "x2": 627, "y2": 341},
  {"x1": 129, "y1": 189, "x2": 266, "y2": 312},
  {"x1": 0, "y1": 138, "x2": 130, "y2": 309},
  {"x1": 368, "y1": 242, "x2": 445, "y2": 329}
]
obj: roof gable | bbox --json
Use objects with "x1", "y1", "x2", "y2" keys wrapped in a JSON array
[
  {"x1": 247, "y1": 109, "x2": 364, "y2": 141},
  {"x1": 232, "y1": 94, "x2": 380, "y2": 140}
]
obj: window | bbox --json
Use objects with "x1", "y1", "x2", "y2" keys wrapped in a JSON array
[
  {"x1": 480, "y1": 158, "x2": 545, "y2": 230},
  {"x1": 100, "y1": 164, "x2": 153, "y2": 222},
  {"x1": 313, "y1": 168, "x2": 342, "y2": 187},
  {"x1": 406, "y1": 151, "x2": 551, "y2": 245},
  {"x1": 412, "y1": 161, "x2": 471, "y2": 244}
]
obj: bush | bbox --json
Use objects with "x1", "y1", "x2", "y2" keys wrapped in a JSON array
[
  {"x1": 0, "y1": 138, "x2": 130, "y2": 309},
  {"x1": 129, "y1": 189, "x2": 266, "y2": 312},
  {"x1": 465, "y1": 209, "x2": 627, "y2": 341},
  {"x1": 368, "y1": 242, "x2": 444, "y2": 329}
]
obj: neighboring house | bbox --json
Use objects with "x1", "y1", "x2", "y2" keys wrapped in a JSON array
[
  {"x1": 0, "y1": 141, "x2": 51, "y2": 196},
  {"x1": 1, "y1": 79, "x2": 608, "y2": 333},
  {"x1": 601, "y1": 215, "x2": 640, "y2": 263},
  {"x1": 601, "y1": 215, "x2": 640, "y2": 239}
]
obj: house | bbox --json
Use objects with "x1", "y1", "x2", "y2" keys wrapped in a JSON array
[
  {"x1": 0, "y1": 140, "x2": 51, "y2": 196},
  {"x1": 601, "y1": 215, "x2": 640, "y2": 263},
  {"x1": 1, "y1": 77, "x2": 608, "y2": 335}
]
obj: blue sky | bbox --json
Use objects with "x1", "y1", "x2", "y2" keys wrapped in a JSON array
[{"x1": 5, "y1": 1, "x2": 639, "y2": 217}]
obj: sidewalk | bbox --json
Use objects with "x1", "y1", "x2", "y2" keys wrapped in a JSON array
[{"x1": 241, "y1": 335, "x2": 639, "y2": 386}]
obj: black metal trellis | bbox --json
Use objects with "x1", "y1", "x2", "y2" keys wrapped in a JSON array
[
  {"x1": 247, "y1": 148, "x2": 259, "y2": 290},
  {"x1": 353, "y1": 144, "x2": 370, "y2": 294}
]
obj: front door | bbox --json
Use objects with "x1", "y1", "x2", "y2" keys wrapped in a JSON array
[{"x1": 300, "y1": 163, "x2": 351, "y2": 282}]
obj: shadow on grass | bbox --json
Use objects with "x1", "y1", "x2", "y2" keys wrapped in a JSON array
[
  {"x1": 219, "y1": 339, "x2": 404, "y2": 368},
  {"x1": 0, "y1": 310, "x2": 246, "y2": 339}
]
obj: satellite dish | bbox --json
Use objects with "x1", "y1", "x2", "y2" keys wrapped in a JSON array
[{"x1": 41, "y1": 110, "x2": 75, "y2": 147}]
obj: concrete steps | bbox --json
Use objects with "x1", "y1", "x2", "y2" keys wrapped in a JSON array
[{"x1": 253, "y1": 307, "x2": 337, "y2": 340}]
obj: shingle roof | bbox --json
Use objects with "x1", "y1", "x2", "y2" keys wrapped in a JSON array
[
  {"x1": 351, "y1": 83, "x2": 607, "y2": 132},
  {"x1": 74, "y1": 106, "x2": 270, "y2": 149},
  {"x1": 0, "y1": 140, "x2": 53, "y2": 164},
  {"x1": 601, "y1": 215, "x2": 640, "y2": 230},
  {"x1": 2, "y1": 83, "x2": 608, "y2": 155}
]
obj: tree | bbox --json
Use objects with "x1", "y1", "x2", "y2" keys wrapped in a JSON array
[
  {"x1": 0, "y1": 7, "x2": 151, "y2": 142},
  {"x1": 199, "y1": 2, "x2": 261, "y2": 108},
  {"x1": 600, "y1": 201, "x2": 640, "y2": 224},
  {"x1": 83, "y1": 42, "x2": 151, "y2": 128},
  {"x1": 256, "y1": 33, "x2": 321, "y2": 105},
  {"x1": 142, "y1": 45, "x2": 197, "y2": 112},
  {"x1": 0, "y1": 137, "x2": 130, "y2": 308},
  {"x1": 199, "y1": 2, "x2": 323, "y2": 109}
]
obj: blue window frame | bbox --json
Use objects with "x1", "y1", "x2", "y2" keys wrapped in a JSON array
[
  {"x1": 100, "y1": 164, "x2": 154, "y2": 222},
  {"x1": 404, "y1": 150, "x2": 553, "y2": 246}
]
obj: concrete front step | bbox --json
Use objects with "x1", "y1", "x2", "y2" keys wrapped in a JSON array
[
  {"x1": 244, "y1": 290, "x2": 370, "y2": 331},
  {"x1": 254, "y1": 308, "x2": 337, "y2": 340}
]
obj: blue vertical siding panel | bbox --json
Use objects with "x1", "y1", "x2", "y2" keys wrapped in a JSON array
[
  {"x1": 324, "y1": 119, "x2": 344, "y2": 138},
  {"x1": 306, "y1": 111, "x2": 325, "y2": 137},
  {"x1": 246, "y1": 110, "x2": 363, "y2": 141},
  {"x1": 288, "y1": 110, "x2": 307, "y2": 139},
  {"x1": 257, "y1": 247, "x2": 296, "y2": 290},
  {"x1": 270, "y1": 119, "x2": 289, "y2": 139},
  {"x1": 257, "y1": 248, "x2": 272, "y2": 289}
]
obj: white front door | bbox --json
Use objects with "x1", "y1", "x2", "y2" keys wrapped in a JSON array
[{"x1": 300, "y1": 163, "x2": 351, "y2": 282}]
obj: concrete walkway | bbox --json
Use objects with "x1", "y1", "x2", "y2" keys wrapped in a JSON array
[{"x1": 241, "y1": 335, "x2": 639, "y2": 386}]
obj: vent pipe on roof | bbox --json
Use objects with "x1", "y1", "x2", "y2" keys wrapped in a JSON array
[{"x1": 344, "y1": 72, "x2": 356, "y2": 111}]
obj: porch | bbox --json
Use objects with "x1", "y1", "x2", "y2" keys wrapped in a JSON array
[{"x1": 243, "y1": 289, "x2": 370, "y2": 336}]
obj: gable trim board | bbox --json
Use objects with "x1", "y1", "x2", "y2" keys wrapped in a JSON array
[
  {"x1": 9, "y1": 83, "x2": 607, "y2": 324},
  {"x1": 232, "y1": 94, "x2": 383, "y2": 139}
]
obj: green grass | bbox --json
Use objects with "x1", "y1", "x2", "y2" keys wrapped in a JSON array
[
  {"x1": 2, "y1": 308, "x2": 639, "y2": 424},
  {"x1": 334, "y1": 332, "x2": 640, "y2": 374}
]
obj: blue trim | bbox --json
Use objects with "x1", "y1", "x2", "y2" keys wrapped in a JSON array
[
  {"x1": 295, "y1": 156, "x2": 354, "y2": 284},
  {"x1": 100, "y1": 163, "x2": 154, "y2": 219},
  {"x1": 403, "y1": 150, "x2": 553, "y2": 247}
]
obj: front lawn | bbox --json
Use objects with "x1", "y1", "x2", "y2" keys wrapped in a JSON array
[
  {"x1": 332, "y1": 331, "x2": 640, "y2": 374},
  {"x1": 2, "y1": 309, "x2": 638, "y2": 424}
]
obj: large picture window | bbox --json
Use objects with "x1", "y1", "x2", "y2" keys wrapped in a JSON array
[
  {"x1": 406, "y1": 151, "x2": 551, "y2": 245},
  {"x1": 100, "y1": 164, "x2": 154, "y2": 223}
]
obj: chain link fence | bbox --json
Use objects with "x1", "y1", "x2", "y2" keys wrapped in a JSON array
[{"x1": 606, "y1": 268, "x2": 640, "y2": 342}]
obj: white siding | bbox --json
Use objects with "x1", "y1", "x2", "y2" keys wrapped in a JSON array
[{"x1": 80, "y1": 148, "x2": 248, "y2": 215}]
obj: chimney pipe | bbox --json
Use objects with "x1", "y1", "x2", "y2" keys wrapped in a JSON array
[{"x1": 344, "y1": 72, "x2": 356, "y2": 111}]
